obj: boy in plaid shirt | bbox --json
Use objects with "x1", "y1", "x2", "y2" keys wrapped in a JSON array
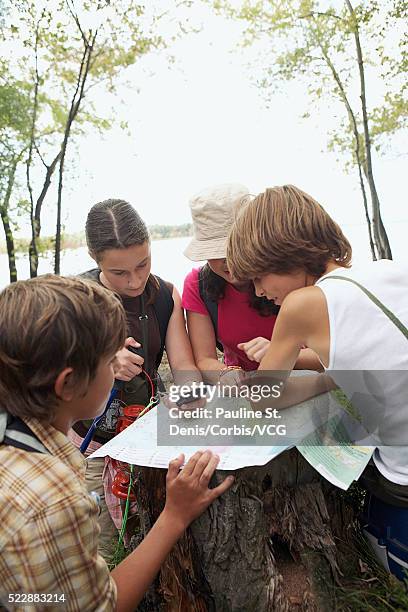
[{"x1": 0, "y1": 275, "x2": 233, "y2": 611}]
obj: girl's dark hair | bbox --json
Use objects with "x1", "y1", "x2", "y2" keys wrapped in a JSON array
[
  {"x1": 86, "y1": 198, "x2": 149, "y2": 256},
  {"x1": 86, "y1": 198, "x2": 159, "y2": 301},
  {"x1": 200, "y1": 264, "x2": 280, "y2": 316}
]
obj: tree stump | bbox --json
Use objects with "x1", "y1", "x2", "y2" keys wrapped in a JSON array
[{"x1": 130, "y1": 448, "x2": 352, "y2": 612}]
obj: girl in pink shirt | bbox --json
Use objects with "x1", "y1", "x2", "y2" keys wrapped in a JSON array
[
  {"x1": 182, "y1": 184, "x2": 320, "y2": 385},
  {"x1": 182, "y1": 266, "x2": 277, "y2": 371}
]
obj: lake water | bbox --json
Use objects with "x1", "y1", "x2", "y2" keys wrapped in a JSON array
[
  {"x1": 0, "y1": 236, "x2": 195, "y2": 291},
  {"x1": 1, "y1": 223, "x2": 408, "y2": 291}
]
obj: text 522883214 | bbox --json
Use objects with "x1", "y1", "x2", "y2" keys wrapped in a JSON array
[{"x1": 5, "y1": 593, "x2": 66, "y2": 606}]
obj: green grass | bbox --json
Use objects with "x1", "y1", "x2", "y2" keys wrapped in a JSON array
[
  {"x1": 334, "y1": 530, "x2": 408, "y2": 611},
  {"x1": 329, "y1": 392, "x2": 408, "y2": 609},
  {"x1": 107, "y1": 537, "x2": 128, "y2": 570}
]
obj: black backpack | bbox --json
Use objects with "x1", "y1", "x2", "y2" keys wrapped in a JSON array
[
  {"x1": 198, "y1": 267, "x2": 224, "y2": 353},
  {"x1": 152, "y1": 276, "x2": 174, "y2": 367},
  {"x1": 80, "y1": 269, "x2": 174, "y2": 369}
]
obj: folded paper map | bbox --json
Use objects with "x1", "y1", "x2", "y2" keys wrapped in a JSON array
[{"x1": 89, "y1": 382, "x2": 374, "y2": 490}]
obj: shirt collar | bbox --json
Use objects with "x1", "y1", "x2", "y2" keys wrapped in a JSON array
[{"x1": 23, "y1": 417, "x2": 86, "y2": 478}]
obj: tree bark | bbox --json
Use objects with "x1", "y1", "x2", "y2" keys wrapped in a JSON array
[
  {"x1": 345, "y1": 0, "x2": 392, "y2": 260},
  {"x1": 0, "y1": 207, "x2": 17, "y2": 284},
  {"x1": 131, "y1": 450, "x2": 345, "y2": 611},
  {"x1": 28, "y1": 152, "x2": 61, "y2": 277},
  {"x1": 54, "y1": 15, "x2": 97, "y2": 274},
  {"x1": 0, "y1": 159, "x2": 19, "y2": 283},
  {"x1": 317, "y1": 37, "x2": 376, "y2": 260},
  {"x1": 27, "y1": 18, "x2": 41, "y2": 278}
]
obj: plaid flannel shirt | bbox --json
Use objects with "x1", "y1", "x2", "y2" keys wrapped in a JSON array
[{"x1": 0, "y1": 417, "x2": 117, "y2": 611}]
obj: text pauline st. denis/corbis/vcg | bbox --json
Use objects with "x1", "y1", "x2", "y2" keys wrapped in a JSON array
[{"x1": 161, "y1": 381, "x2": 287, "y2": 443}]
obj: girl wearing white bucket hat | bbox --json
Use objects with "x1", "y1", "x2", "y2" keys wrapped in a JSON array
[{"x1": 182, "y1": 184, "x2": 321, "y2": 384}]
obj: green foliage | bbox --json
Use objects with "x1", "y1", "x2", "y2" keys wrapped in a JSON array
[
  {"x1": 214, "y1": 0, "x2": 404, "y2": 260},
  {"x1": 370, "y1": 92, "x2": 408, "y2": 148},
  {"x1": 0, "y1": 80, "x2": 32, "y2": 138},
  {"x1": 149, "y1": 223, "x2": 193, "y2": 240},
  {"x1": 0, "y1": 0, "x2": 191, "y2": 277},
  {"x1": 215, "y1": 0, "x2": 407, "y2": 166},
  {"x1": 0, "y1": 68, "x2": 32, "y2": 244}
]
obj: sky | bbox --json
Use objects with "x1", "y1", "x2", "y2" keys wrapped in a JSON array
[{"x1": 4, "y1": 2, "x2": 407, "y2": 260}]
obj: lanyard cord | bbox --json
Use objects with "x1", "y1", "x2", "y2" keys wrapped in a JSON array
[{"x1": 139, "y1": 293, "x2": 149, "y2": 375}]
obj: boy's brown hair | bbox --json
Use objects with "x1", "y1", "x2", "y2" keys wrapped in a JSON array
[
  {"x1": 0, "y1": 275, "x2": 126, "y2": 421},
  {"x1": 227, "y1": 185, "x2": 352, "y2": 280}
]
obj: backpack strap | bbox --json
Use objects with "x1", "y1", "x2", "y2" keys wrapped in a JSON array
[
  {"x1": 323, "y1": 275, "x2": 408, "y2": 340},
  {"x1": 2, "y1": 416, "x2": 49, "y2": 454},
  {"x1": 198, "y1": 267, "x2": 224, "y2": 353},
  {"x1": 79, "y1": 268, "x2": 100, "y2": 282},
  {"x1": 152, "y1": 276, "x2": 175, "y2": 369},
  {"x1": 139, "y1": 293, "x2": 149, "y2": 374},
  {"x1": 80, "y1": 270, "x2": 174, "y2": 369}
]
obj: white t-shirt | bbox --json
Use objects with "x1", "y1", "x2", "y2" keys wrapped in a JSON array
[{"x1": 316, "y1": 260, "x2": 408, "y2": 485}]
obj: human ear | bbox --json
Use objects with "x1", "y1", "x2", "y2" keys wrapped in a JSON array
[{"x1": 55, "y1": 367, "x2": 75, "y2": 401}]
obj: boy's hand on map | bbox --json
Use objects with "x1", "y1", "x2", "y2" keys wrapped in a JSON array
[
  {"x1": 114, "y1": 337, "x2": 144, "y2": 381},
  {"x1": 163, "y1": 451, "x2": 234, "y2": 529},
  {"x1": 237, "y1": 337, "x2": 271, "y2": 363}
]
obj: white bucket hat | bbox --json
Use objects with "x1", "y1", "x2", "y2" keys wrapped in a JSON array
[{"x1": 184, "y1": 183, "x2": 250, "y2": 261}]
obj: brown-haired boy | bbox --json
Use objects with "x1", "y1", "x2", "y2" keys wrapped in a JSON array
[
  {"x1": 227, "y1": 184, "x2": 408, "y2": 581},
  {"x1": 0, "y1": 275, "x2": 233, "y2": 611}
]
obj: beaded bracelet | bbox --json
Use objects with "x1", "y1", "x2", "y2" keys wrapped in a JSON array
[{"x1": 218, "y1": 365, "x2": 242, "y2": 380}]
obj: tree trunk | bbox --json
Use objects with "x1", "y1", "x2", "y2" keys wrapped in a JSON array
[
  {"x1": 54, "y1": 28, "x2": 96, "y2": 274},
  {"x1": 0, "y1": 159, "x2": 19, "y2": 283},
  {"x1": 27, "y1": 19, "x2": 41, "y2": 279},
  {"x1": 29, "y1": 219, "x2": 39, "y2": 279},
  {"x1": 28, "y1": 152, "x2": 61, "y2": 278},
  {"x1": 0, "y1": 207, "x2": 17, "y2": 283},
  {"x1": 317, "y1": 39, "x2": 376, "y2": 260},
  {"x1": 131, "y1": 450, "x2": 348, "y2": 611},
  {"x1": 362, "y1": 164, "x2": 393, "y2": 260},
  {"x1": 345, "y1": 0, "x2": 392, "y2": 260}
]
